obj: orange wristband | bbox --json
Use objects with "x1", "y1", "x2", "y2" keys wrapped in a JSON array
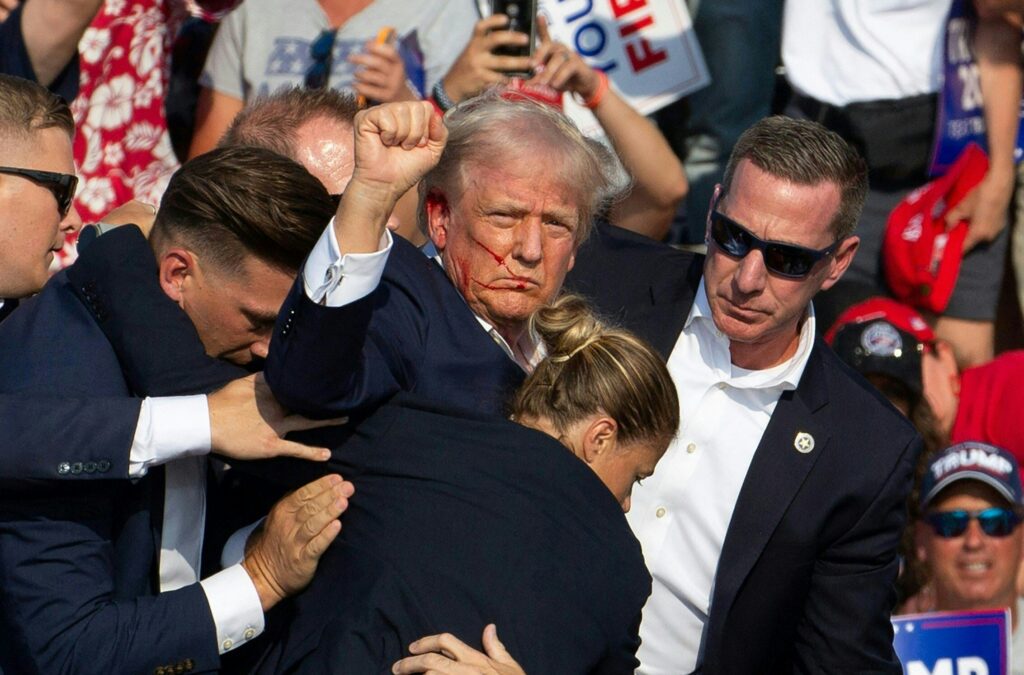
[{"x1": 576, "y1": 70, "x2": 609, "y2": 110}]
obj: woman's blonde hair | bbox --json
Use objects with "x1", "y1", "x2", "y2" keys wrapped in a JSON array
[{"x1": 512, "y1": 295, "x2": 679, "y2": 447}]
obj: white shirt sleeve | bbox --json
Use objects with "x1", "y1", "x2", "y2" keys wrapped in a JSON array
[
  {"x1": 200, "y1": 564, "x2": 265, "y2": 654},
  {"x1": 129, "y1": 396, "x2": 211, "y2": 478},
  {"x1": 302, "y1": 218, "x2": 393, "y2": 306}
]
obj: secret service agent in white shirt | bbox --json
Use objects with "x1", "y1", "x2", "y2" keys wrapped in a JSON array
[{"x1": 627, "y1": 278, "x2": 816, "y2": 674}]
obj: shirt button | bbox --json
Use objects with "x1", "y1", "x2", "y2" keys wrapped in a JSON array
[
  {"x1": 686, "y1": 443, "x2": 697, "y2": 454},
  {"x1": 222, "y1": 639, "x2": 233, "y2": 651},
  {"x1": 243, "y1": 627, "x2": 256, "y2": 640},
  {"x1": 656, "y1": 507, "x2": 666, "y2": 518},
  {"x1": 716, "y1": 382, "x2": 727, "y2": 390}
]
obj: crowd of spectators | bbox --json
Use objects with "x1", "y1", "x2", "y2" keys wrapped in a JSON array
[{"x1": 3, "y1": 0, "x2": 1024, "y2": 673}]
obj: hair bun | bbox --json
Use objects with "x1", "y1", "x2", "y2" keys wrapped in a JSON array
[{"x1": 532, "y1": 294, "x2": 606, "y2": 362}]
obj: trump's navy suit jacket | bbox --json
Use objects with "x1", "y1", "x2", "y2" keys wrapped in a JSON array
[
  {"x1": 566, "y1": 224, "x2": 922, "y2": 674},
  {"x1": 265, "y1": 234, "x2": 525, "y2": 419},
  {"x1": 239, "y1": 396, "x2": 650, "y2": 675},
  {"x1": 0, "y1": 228, "x2": 238, "y2": 675}
]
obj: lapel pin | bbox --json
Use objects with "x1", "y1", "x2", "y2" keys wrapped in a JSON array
[{"x1": 794, "y1": 431, "x2": 815, "y2": 454}]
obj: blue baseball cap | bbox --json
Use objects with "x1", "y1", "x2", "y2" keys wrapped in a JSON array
[{"x1": 920, "y1": 442, "x2": 1023, "y2": 509}]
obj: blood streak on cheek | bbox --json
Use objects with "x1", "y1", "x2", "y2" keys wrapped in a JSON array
[
  {"x1": 473, "y1": 238, "x2": 505, "y2": 266},
  {"x1": 472, "y1": 238, "x2": 532, "y2": 286}
]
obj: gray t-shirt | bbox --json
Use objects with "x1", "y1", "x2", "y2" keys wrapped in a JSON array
[{"x1": 202, "y1": 0, "x2": 478, "y2": 102}]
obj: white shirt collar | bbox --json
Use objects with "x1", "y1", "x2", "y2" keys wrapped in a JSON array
[{"x1": 685, "y1": 277, "x2": 816, "y2": 391}]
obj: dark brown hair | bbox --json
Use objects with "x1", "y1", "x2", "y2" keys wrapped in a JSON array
[
  {"x1": 0, "y1": 74, "x2": 74, "y2": 140},
  {"x1": 721, "y1": 115, "x2": 868, "y2": 240},
  {"x1": 151, "y1": 145, "x2": 333, "y2": 274},
  {"x1": 512, "y1": 294, "x2": 679, "y2": 447}
]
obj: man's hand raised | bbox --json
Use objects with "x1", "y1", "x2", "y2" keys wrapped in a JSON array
[
  {"x1": 208, "y1": 373, "x2": 344, "y2": 462},
  {"x1": 335, "y1": 101, "x2": 447, "y2": 255},
  {"x1": 242, "y1": 473, "x2": 354, "y2": 611}
]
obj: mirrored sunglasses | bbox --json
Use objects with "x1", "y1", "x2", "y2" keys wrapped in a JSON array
[
  {"x1": 708, "y1": 210, "x2": 840, "y2": 279},
  {"x1": 924, "y1": 507, "x2": 1023, "y2": 538},
  {"x1": 0, "y1": 166, "x2": 78, "y2": 218}
]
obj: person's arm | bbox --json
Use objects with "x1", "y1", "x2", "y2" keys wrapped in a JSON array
[
  {"x1": 530, "y1": 19, "x2": 686, "y2": 240},
  {"x1": 945, "y1": 10, "x2": 1021, "y2": 251},
  {"x1": 18, "y1": 0, "x2": 103, "y2": 87},
  {"x1": 190, "y1": 87, "x2": 244, "y2": 158},
  {"x1": 0, "y1": 473, "x2": 350, "y2": 674},
  {"x1": 265, "y1": 102, "x2": 447, "y2": 417},
  {"x1": 790, "y1": 435, "x2": 921, "y2": 672}
]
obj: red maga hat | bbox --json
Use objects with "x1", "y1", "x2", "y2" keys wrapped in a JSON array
[{"x1": 882, "y1": 142, "x2": 988, "y2": 313}]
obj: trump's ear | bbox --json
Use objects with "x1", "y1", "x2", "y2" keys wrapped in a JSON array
[
  {"x1": 425, "y1": 188, "x2": 450, "y2": 251},
  {"x1": 157, "y1": 247, "x2": 197, "y2": 308}
]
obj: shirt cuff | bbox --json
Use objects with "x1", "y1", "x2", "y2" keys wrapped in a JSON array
[
  {"x1": 200, "y1": 564, "x2": 265, "y2": 654},
  {"x1": 128, "y1": 396, "x2": 212, "y2": 478},
  {"x1": 302, "y1": 217, "x2": 392, "y2": 306},
  {"x1": 220, "y1": 518, "x2": 265, "y2": 568}
]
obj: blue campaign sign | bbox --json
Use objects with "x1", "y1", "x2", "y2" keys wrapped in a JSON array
[
  {"x1": 893, "y1": 609, "x2": 1010, "y2": 675},
  {"x1": 930, "y1": 0, "x2": 1024, "y2": 175}
]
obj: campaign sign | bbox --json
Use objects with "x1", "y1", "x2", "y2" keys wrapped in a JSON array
[
  {"x1": 930, "y1": 0, "x2": 1024, "y2": 175},
  {"x1": 539, "y1": 0, "x2": 709, "y2": 135},
  {"x1": 893, "y1": 609, "x2": 1010, "y2": 675}
]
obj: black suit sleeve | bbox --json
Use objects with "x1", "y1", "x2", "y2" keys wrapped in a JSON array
[
  {"x1": 67, "y1": 224, "x2": 244, "y2": 395},
  {"x1": 791, "y1": 435, "x2": 921, "y2": 674}
]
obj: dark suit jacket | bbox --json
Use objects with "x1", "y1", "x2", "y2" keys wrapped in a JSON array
[
  {"x1": 0, "y1": 228, "x2": 232, "y2": 674},
  {"x1": 0, "y1": 225, "x2": 240, "y2": 487},
  {"x1": 265, "y1": 234, "x2": 525, "y2": 419},
  {"x1": 243, "y1": 396, "x2": 650, "y2": 675},
  {"x1": 0, "y1": 287, "x2": 140, "y2": 485},
  {"x1": 566, "y1": 223, "x2": 921, "y2": 674}
]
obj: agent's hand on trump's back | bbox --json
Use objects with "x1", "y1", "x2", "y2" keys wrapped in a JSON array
[{"x1": 243, "y1": 473, "x2": 355, "y2": 611}]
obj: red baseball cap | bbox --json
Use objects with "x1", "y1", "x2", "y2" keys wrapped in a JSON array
[{"x1": 882, "y1": 142, "x2": 988, "y2": 313}]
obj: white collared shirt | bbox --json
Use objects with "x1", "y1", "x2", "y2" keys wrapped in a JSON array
[{"x1": 627, "y1": 278, "x2": 817, "y2": 674}]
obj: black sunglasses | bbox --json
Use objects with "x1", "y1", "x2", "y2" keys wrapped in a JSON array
[
  {"x1": 708, "y1": 210, "x2": 840, "y2": 279},
  {"x1": 305, "y1": 29, "x2": 338, "y2": 90},
  {"x1": 924, "y1": 507, "x2": 1023, "y2": 538},
  {"x1": 0, "y1": 166, "x2": 78, "y2": 219}
]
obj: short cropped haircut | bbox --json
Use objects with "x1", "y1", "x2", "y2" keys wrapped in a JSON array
[
  {"x1": 512, "y1": 294, "x2": 679, "y2": 447},
  {"x1": 419, "y1": 91, "x2": 629, "y2": 243},
  {"x1": 721, "y1": 116, "x2": 868, "y2": 240},
  {"x1": 0, "y1": 74, "x2": 74, "y2": 141},
  {"x1": 151, "y1": 145, "x2": 334, "y2": 274},
  {"x1": 219, "y1": 86, "x2": 360, "y2": 160}
]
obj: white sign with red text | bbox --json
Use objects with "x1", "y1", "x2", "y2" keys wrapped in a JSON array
[{"x1": 540, "y1": 0, "x2": 709, "y2": 135}]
